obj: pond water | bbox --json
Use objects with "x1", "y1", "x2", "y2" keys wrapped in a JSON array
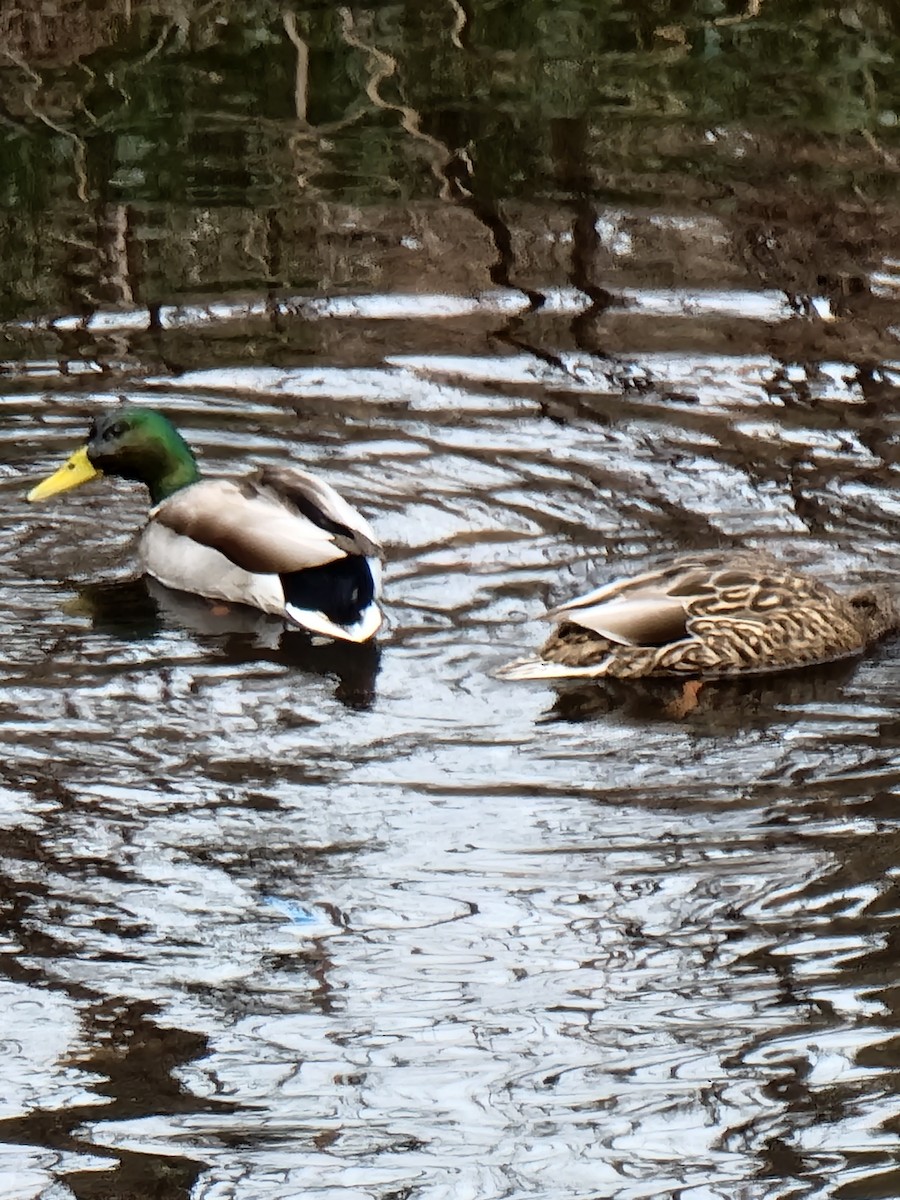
[{"x1": 3, "y1": 4, "x2": 900, "y2": 1199}]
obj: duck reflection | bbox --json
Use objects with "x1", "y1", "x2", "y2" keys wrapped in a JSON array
[
  {"x1": 73, "y1": 577, "x2": 381, "y2": 710},
  {"x1": 65, "y1": 577, "x2": 162, "y2": 640},
  {"x1": 539, "y1": 656, "x2": 864, "y2": 733}
]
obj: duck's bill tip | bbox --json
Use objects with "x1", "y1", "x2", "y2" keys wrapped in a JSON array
[{"x1": 27, "y1": 446, "x2": 102, "y2": 502}]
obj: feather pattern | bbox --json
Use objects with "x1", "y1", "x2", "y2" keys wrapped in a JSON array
[
  {"x1": 150, "y1": 476, "x2": 371, "y2": 574},
  {"x1": 146, "y1": 471, "x2": 383, "y2": 642},
  {"x1": 497, "y1": 552, "x2": 900, "y2": 680}
]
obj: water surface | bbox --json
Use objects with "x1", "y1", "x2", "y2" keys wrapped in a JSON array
[{"x1": 3, "y1": 4, "x2": 900, "y2": 1199}]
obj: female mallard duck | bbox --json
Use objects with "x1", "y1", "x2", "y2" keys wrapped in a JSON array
[
  {"x1": 27, "y1": 406, "x2": 383, "y2": 643},
  {"x1": 497, "y1": 551, "x2": 900, "y2": 680}
]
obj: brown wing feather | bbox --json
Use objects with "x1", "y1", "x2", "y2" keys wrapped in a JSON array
[
  {"x1": 547, "y1": 552, "x2": 738, "y2": 620},
  {"x1": 549, "y1": 552, "x2": 824, "y2": 649},
  {"x1": 153, "y1": 480, "x2": 347, "y2": 574},
  {"x1": 559, "y1": 596, "x2": 690, "y2": 645},
  {"x1": 258, "y1": 466, "x2": 380, "y2": 557}
]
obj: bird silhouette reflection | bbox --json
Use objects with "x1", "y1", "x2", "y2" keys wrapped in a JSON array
[{"x1": 73, "y1": 577, "x2": 381, "y2": 710}]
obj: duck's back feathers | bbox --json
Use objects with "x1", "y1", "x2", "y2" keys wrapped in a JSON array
[
  {"x1": 498, "y1": 552, "x2": 900, "y2": 681},
  {"x1": 151, "y1": 471, "x2": 379, "y2": 575},
  {"x1": 258, "y1": 466, "x2": 380, "y2": 556},
  {"x1": 550, "y1": 593, "x2": 690, "y2": 646}
]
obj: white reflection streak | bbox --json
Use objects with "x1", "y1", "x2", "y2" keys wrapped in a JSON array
[{"x1": 9, "y1": 285, "x2": 839, "y2": 333}]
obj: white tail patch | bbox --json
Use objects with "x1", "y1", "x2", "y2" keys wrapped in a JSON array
[
  {"x1": 285, "y1": 601, "x2": 383, "y2": 644},
  {"x1": 494, "y1": 657, "x2": 609, "y2": 681}
]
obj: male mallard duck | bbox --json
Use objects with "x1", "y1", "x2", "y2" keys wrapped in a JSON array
[
  {"x1": 496, "y1": 551, "x2": 900, "y2": 680},
  {"x1": 27, "y1": 406, "x2": 383, "y2": 643}
]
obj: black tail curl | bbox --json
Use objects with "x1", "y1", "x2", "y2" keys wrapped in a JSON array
[{"x1": 280, "y1": 556, "x2": 375, "y2": 628}]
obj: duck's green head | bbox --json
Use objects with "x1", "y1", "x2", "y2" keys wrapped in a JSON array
[{"x1": 27, "y1": 407, "x2": 201, "y2": 507}]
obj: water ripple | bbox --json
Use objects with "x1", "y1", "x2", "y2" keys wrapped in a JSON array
[{"x1": 3, "y1": 285, "x2": 900, "y2": 1199}]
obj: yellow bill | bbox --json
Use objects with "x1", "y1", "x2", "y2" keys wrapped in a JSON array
[{"x1": 27, "y1": 446, "x2": 103, "y2": 502}]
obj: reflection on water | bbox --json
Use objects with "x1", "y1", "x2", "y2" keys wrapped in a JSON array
[
  {"x1": 72, "y1": 579, "x2": 163, "y2": 639},
  {"x1": 541, "y1": 656, "x2": 870, "y2": 731},
  {"x1": 77, "y1": 578, "x2": 384, "y2": 710},
  {"x1": 3, "y1": 1, "x2": 900, "y2": 1198},
  {"x1": 6, "y1": 331, "x2": 900, "y2": 1199}
]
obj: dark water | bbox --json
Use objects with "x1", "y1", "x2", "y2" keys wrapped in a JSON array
[{"x1": 4, "y1": 4, "x2": 900, "y2": 1199}]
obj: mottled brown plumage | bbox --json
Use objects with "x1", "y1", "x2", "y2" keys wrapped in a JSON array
[{"x1": 497, "y1": 552, "x2": 900, "y2": 681}]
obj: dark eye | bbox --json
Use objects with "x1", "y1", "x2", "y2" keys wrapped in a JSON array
[{"x1": 106, "y1": 421, "x2": 125, "y2": 439}]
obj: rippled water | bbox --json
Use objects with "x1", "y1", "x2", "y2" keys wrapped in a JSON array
[
  {"x1": 4, "y1": 279, "x2": 900, "y2": 1199},
  {"x1": 4, "y1": 1, "x2": 900, "y2": 1196}
]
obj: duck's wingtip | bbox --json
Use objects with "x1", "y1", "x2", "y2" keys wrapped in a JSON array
[{"x1": 494, "y1": 657, "x2": 604, "y2": 682}]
